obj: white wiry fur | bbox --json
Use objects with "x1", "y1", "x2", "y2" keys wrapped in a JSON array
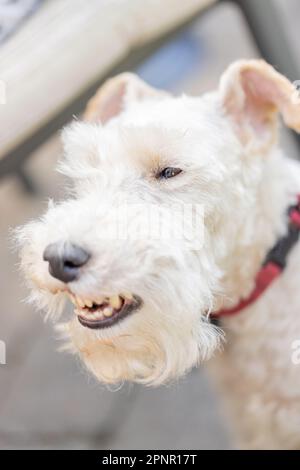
[{"x1": 16, "y1": 60, "x2": 300, "y2": 448}]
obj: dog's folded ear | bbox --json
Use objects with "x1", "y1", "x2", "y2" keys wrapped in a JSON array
[
  {"x1": 219, "y1": 59, "x2": 300, "y2": 150},
  {"x1": 84, "y1": 73, "x2": 168, "y2": 124}
]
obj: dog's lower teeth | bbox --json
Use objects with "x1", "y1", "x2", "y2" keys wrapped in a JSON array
[
  {"x1": 103, "y1": 307, "x2": 113, "y2": 317},
  {"x1": 110, "y1": 295, "x2": 121, "y2": 309},
  {"x1": 76, "y1": 306, "x2": 114, "y2": 321}
]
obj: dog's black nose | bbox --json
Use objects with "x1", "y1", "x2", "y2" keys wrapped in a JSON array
[{"x1": 43, "y1": 241, "x2": 90, "y2": 283}]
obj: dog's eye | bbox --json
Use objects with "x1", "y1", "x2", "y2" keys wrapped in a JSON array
[{"x1": 157, "y1": 167, "x2": 182, "y2": 179}]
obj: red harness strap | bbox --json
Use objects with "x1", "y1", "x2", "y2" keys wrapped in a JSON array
[{"x1": 212, "y1": 195, "x2": 300, "y2": 318}]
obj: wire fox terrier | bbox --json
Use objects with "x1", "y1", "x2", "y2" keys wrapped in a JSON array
[{"x1": 17, "y1": 60, "x2": 300, "y2": 449}]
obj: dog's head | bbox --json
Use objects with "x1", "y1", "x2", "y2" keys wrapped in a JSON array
[{"x1": 16, "y1": 60, "x2": 300, "y2": 385}]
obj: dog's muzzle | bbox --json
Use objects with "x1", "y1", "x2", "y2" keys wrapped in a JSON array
[{"x1": 43, "y1": 240, "x2": 143, "y2": 329}]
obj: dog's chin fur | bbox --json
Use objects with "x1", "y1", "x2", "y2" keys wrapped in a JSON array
[{"x1": 57, "y1": 313, "x2": 221, "y2": 386}]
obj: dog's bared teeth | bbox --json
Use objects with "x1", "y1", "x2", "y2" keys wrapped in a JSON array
[
  {"x1": 74, "y1": 293, "x2": 134, "y2": 322},
  {"x1": 76, "y1": 296, "x2": 85, "y2": 308},
  {"x1": 123, "y1": 292, "x2": 133, "y2": 301},
  {"x1": 93, "y1": 310, "x2": 104, "y2": 320},
  {"x1": 103, "y1": 306, "x2": 113, "y2": 317},
  {"x1": 109, "y1": 295, "x2": 121, "y2": 309},
  {"x1": 84, "y1": 299, "x2": 93, "y2": 308}
]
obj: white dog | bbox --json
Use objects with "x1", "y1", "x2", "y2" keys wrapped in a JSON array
[{"x1": 17, "y1": 60, "x2": 300, "y2": 449}]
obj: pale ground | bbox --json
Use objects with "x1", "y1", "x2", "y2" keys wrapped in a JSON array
[{"x1": 0, "y1": 1, "x2": 299, "y2": 449}]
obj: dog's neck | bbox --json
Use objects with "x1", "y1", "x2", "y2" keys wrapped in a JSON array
[{"x1": 213, "y1": 146, "x2": 300, "y2": 312}]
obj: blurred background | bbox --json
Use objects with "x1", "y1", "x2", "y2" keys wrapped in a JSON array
[{"x1": 0, "y1": 0, "x2": 300, "y2": 450}]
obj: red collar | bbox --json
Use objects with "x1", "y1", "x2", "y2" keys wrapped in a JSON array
[{"x1": 212, "y1": 195, "x2": 300, "y2": 318}]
